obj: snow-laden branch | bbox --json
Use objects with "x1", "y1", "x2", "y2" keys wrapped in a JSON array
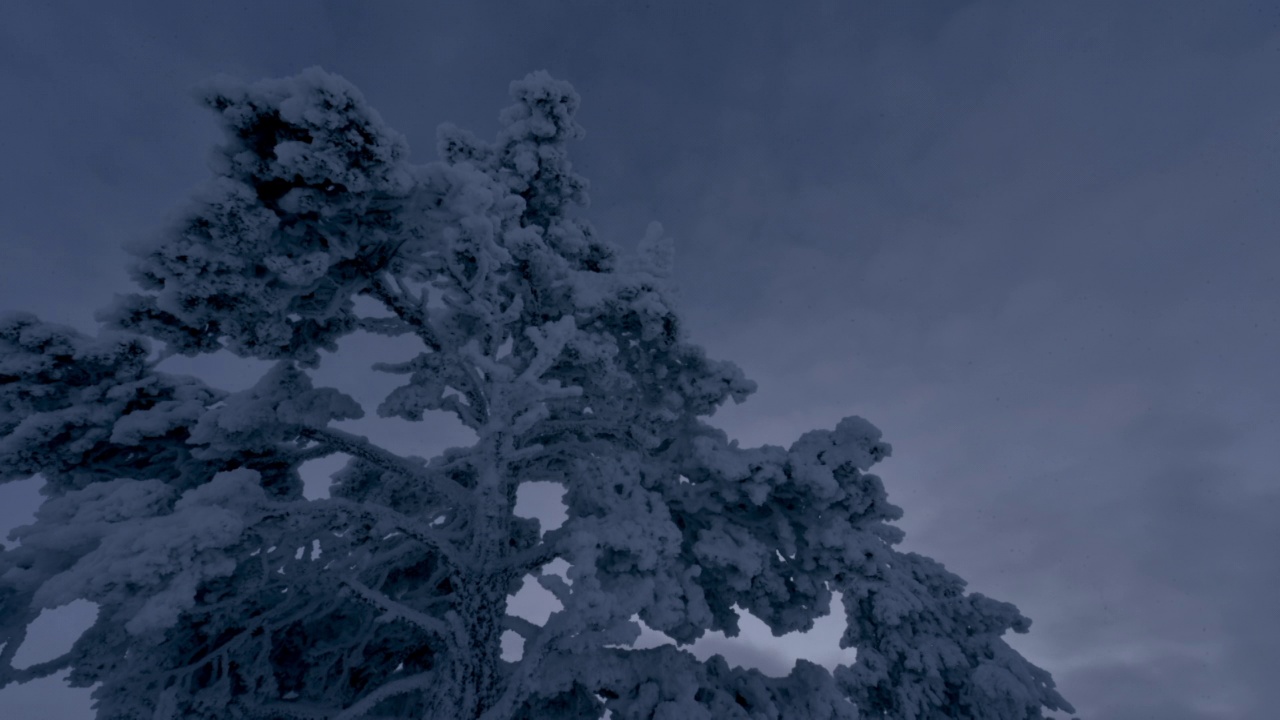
[
  {"x1": 303, "y1": 493, "x2": 465, "y2": 570},
  {"x1": 254, "y1": 701, "x2": 334, "y2": 719},
  {"x1": 341, "y1": 577, "x2": 452, "y2": 639},
  {"x1": 502, "y1": 615, "x2": 542, "y2": 641},
  {"x1": 366, "y1": 275, "x2": 442, "y2": 352},
  {"x1": 297, "y1": 425, "x2": 468, "y2": 503},
  {"x1": 504, "y1": 526, "x2": 569, "y2": 575},
  {"x1": 331, "y1": 668, "x2": 436, "y2": 720},
  {"x1": 289, "y1": 441, "x2": 341, "y2": 464},
  {"x1": 1, "y1": 651, "x2": 73, "y2": 685}
]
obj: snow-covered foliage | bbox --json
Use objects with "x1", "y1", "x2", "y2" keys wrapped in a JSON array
[{"x1": 0, "y1": 68, "x2": 1074, "y2": 719}]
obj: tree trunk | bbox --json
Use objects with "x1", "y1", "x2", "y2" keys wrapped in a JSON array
[
  {"x1": 454, "y1": 580, "x2": 508, "y2": 719},
  {"x1": 452, "y1": 432, "x2": 515, "y2": 719}
]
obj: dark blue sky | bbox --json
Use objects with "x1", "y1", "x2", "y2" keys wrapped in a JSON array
[{"x1": 1, "y1": 3, "x2": 1277, "y2": 718}]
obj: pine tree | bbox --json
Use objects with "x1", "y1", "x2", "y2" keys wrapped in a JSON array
[{"x1": 0, "y1": 68, "x2": 1074, "y2": 719}]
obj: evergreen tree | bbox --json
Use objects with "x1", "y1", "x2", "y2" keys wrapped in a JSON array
[{"x1": 0, "y1": 68, "x2": 1073, "y2": 719}]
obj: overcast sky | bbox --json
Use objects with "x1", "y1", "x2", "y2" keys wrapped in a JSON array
[{"x1": 1, "y1": 2, "x2": 1278, "y2": 718}]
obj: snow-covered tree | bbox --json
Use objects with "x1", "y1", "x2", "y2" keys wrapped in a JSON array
[{"x1": 0, "y1": 68, "x2": 1074, "y2": 719}]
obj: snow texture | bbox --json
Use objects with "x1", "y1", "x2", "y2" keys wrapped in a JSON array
[{"x1": 0, "y1": 68, "x2": 1073, "y2": 719}]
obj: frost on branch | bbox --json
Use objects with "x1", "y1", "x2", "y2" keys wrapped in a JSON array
[
  {"x1": 27, "y1": 469, "x2": 265, "y2": 636},
  {"x1": 96, "y1": 66, "x2": 417, "y2": 368},
  {"x1": 0, "y1": 312, "x2": 224, "y2": 494},
  {"x1": 187, "y1": 360, "x2": 363, "y2": 456},
  {"x1": 0, "y1": 68, "x2": 1072, "y2": 719}
]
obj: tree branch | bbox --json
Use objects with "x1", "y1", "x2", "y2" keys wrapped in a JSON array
[
  {"x1": 502, "y1": 615, "x2": 542, "y2": 641},
  {"x1": 308, "y1": 496, "x2": 464, "y2": 569},
  {"x1": 2, "y1": 652, "x2": 72, "y2": 685},
  {"x1": 341, "y1": 577, "x2": 452, "y2": 639},
  {"x1": 289, "y1": 442, "x2": 341, "y2": 464},
  {"x1": 333, "y1": 669, "x2": 437, "y2": 720},
  {"x1": 506, "y1": 526, "x2": 569, "y2": 575},
  {"x1": 367, "y1": 275, "x2": 442, "y2": 352},
  {"x1": 297, "y1": 426, "x2": 469, "y2": 504}
]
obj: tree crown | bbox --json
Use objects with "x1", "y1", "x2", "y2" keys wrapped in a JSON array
[{"x1": 0, "y1": 67, "x2": 1073, "y2": 720}]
